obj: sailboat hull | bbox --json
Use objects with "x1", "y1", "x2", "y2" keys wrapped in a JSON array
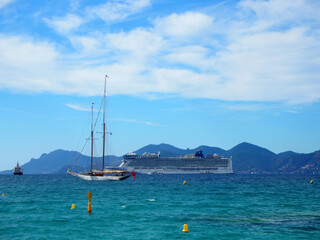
[{"x1": 68, "y1": 171, "x2": 130, "y2": 181}]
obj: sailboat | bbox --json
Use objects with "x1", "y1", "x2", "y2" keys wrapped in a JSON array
[{"x1": 67, "y1": 75, "x2": 131, "y2": 181}]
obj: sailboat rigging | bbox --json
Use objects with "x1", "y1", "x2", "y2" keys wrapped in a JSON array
[{"x1": 67, "y1": 75, "x2": 131, "y2": 181}]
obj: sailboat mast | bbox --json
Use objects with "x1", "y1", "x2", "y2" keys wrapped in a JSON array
[
  {"x1": 91, "y1": 103, "x2": 94, "y2": 173},
  {"x1": 102, "y1": 75, "x2": 107, "y2": 170}
]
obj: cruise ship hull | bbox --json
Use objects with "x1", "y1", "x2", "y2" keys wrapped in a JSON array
[
  {"x1": 120, "y1": 155, "x2": 233, "y2": 175},
  {"x1": 119, "y1": 167, "x2": 233, "y2": 174}
]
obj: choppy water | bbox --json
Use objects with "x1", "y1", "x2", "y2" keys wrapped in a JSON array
[{"x1": 1, "y1": 174, "x2": 319, "y2": 239}]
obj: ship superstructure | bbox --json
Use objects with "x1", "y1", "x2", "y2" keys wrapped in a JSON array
[
  {"x1": 13, "y1": 162, "x2": 23, "y2": 175},
  {"x1": 119, "y1": 150, "x2": 233, "y2": 174}
]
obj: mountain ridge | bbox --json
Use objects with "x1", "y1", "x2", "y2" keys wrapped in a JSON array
[{"x1": 1, "y1": 142, "x2": 319, "y2": 174}]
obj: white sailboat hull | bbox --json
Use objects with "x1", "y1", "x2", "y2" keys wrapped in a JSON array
[{"x1": 68, "y1": 171, "x2": 130, "y2": 181}]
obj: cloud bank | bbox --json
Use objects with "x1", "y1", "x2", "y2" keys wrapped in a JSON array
[{"x1": 0, "y1": 0, "x2": 319, "y2": 104}]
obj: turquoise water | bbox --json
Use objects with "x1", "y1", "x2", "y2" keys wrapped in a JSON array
[{"x1": 1, "y1": 174, "x2": 319, "y2": 239}]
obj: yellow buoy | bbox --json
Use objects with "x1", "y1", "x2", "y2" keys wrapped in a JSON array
[
  {"x1": 310, "y1": 180, "x2": 314, "y2": 184},
  {"x1": 71, "y1": 204, "x2": 75, "y2": 209},
  {"x1": 2, "y1": 193, "x2": 4, "y2": 197},
  {"x1": 183, "y1": 181, "x2": 187, "y2": 185},
  {"x1": 182, "y1": 224, "x2": 189, "y2": 233}
]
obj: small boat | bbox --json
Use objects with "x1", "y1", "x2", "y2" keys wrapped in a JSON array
[
  {"x1": 67, "y1": 75, "x2": 131, "y2": 181},
  {"x1": 13, "y1": 162, "x2": 23, "y2": 175}
]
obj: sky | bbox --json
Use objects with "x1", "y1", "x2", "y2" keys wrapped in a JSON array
[{"x1": 0, "y1": 0, "x2": 320, "y2": 171}]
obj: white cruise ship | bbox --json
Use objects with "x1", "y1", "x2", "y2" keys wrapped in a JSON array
[{"x1": 119, "y1": 150, "x2": 233, "y2": 174}]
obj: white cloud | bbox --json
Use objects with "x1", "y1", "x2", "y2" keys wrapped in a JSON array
[
  {"x1": 69, "y1": 36, "x2": 101, "y2": 54},
  {"x1": 65, "y1": 103, "x2": 92, "y2": 112},
  {"x1": 115, "y1": 118, "x2": 162, "y2": 126},
  {"x1": 164, "y1": 46, "x2": 214, "y2": 70},
  {"x1": 106, "y1": 29, "x2": 165, "y2": 60},
  {"x1": 0, "y1": 35, "x2": 59, "y2": 92},
  {"x1": 213, "y1": 28, "x2": 320, "y2": 103},
  {"x1": 87, "y1": 0, "x2": 150, "y2": 22},
  {"x1": 0, "y1": 35, "x2": 57, "y2": 66},
  {"x1": 287, "y1": 110, "x2": 300, "y2": 114},
  {"x1": 227, "y1": 103, "x2": 267, "y2": 111},
  {"x1": 0, "y1": 0, "x2": 15, "y2": 9},
  {"x1": 44, "y1": 14, "x2": 83, "y2": 34},
  {"x1": 239, "y1": 0, "x2": 320, "y2": 23},
  {"x1": 45, "y1": 0, "x2": 151, "y2": 35},
  {"x1": 150, "y1": 68, "x2": 214, "y2": 96},
  {"x1": 154, "y1": 11, "x2": 214, "y2": 39}
]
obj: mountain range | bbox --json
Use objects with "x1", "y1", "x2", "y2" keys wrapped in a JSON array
[{"x1": 1, "y1": 142, "x2": 319, "y2": 174}]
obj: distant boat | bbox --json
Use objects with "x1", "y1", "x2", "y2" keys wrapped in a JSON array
[
  {"x1": 13, "y1": 162, "x2": 23, "y2": 175},
  {"x1": 67, "y1": 75, "x2": 131, "y2": 181}
]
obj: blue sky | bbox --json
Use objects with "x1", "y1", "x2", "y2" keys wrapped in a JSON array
[{"x1": 0, "y1": 0, "x2": 320, "y2": 171}]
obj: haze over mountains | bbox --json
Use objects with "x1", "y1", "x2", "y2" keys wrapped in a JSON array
[{"x1": 1, "y1": 142, "x2": 319, "y2": 174}]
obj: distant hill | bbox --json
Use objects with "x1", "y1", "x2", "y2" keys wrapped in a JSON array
[
  {"x1": 1, "y1": 142, "x2": 319, "y2": 174},
  {"x1": 22, "y1": 150, "x2": 81, "y2": 174},
  {"x1": 0, "y1": 149, "x2": 121, "y2": 174},
  {"x1": 227, "y1": 142, "x2": 277, "y2": 172},
  {"x1": 135, "y1": 143, "x2": 226, "y2": 157}
]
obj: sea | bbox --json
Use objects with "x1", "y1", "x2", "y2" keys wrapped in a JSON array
[{"x1": 0, "y1": 174, "x2": 319, "y2": 240}]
